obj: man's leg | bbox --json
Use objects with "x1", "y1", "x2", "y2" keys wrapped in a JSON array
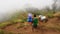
[{"x1": 32, "y1": 25, "x2": 35, "y2": 32}]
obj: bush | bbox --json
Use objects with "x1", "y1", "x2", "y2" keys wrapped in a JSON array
[
  {"x1": 47, "y1": 13, "x2": 54, "y2": 18},
  {"x1": 47, "y1": 14, "x2": 54, "y2": 18},
  {"x1": 0, "y1": 29, "x2": 4, "y2": 34},
  {"x1": 0, "y1": 22, "x2": 10, "y2": 28},
  {"x1": 8, "y1": 32, "x2": 14, "y2": 34},
  {"x1": 11, "y1": 19, "x2": 26, "y2": 23},
  {"x1": 20, "y1": 20, "x2": 25, "y2": 23}
]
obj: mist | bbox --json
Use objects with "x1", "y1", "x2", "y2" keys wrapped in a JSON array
[{"x1": 0, "y1": 0, "x2": 53, "y2": 22}]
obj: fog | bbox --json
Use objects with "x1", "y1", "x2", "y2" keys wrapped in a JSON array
[{"x1": 0, "y1": 0, "x2": 53, "y2": 22}]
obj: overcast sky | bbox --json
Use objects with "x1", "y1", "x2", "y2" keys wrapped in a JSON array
[
  {"x1": 0, "y1": 0, "x2": 53, "y2": 13},
  {"x1": 0, "y1": 0, "x2": 53, "y2": 21}
]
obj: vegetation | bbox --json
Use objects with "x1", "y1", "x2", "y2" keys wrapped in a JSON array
[
  {"x1": 0, "y1": 29, "x2": 4, "y2": 34},
  {"x1": 8, "y1": 32, "x2": 14, "y2": 34},
  {"x1": 0, "y1": 2, "x2": 60, "y2": 33}
]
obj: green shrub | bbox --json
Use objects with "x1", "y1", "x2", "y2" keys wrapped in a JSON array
[
  {"x1": 0, "y1": 29, "x2": 4, "y2": 34},
  {"x1": 8, "y1": 32, "x2": 14, "y2": 34},
  {"x1": 47, "y1": 13, "x2": 54, "y2": 18},
  {"x1": 47, "y1": 15, "x2": 53, "y2": 18},
  {"x1": 0, "y1": 22, "x2": 10, "y2": 28},
  {"x1": 20, "y1": 20, "x2": 25, "y2": 23}
]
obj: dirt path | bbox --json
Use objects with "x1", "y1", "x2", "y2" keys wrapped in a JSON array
[
  {"x1": 1, "y1": 17, "x2": 60, "y2": 34},
  {"x1": 1, "y1": 22, "x2": 60, "y2": 34}
]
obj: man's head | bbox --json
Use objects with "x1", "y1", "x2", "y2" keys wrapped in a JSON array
[{"x1": 34, "y1": 14, "x2": 36, "y2": 17}]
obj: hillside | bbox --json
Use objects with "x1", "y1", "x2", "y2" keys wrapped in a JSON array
[{"x1": 0, "y1": 12, "x2": 60, "y2": 34}]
